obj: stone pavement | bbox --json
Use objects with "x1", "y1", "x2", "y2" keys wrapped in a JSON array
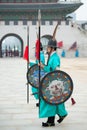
[{"x1": 0, "y1": 57, "x2": 87, "y2": 130}]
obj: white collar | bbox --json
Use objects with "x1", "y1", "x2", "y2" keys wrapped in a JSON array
[{"x1": 50, "y1": 51, "x2": 56, "y2": 56}]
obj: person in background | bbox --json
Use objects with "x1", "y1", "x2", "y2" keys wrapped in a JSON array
[
  {"x1": 61, "y1": 49, "x2": 66, "y2": 57},
  {"x1": 75, "y1": 48, "x2": 79, "y2": 57}
]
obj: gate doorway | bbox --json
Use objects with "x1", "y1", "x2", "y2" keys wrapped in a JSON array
[{"x1": 0, "y1": 34, "x2": 23, "y2": 58}]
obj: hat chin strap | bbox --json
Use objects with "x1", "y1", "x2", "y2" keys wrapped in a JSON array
[
  {"x1": 48, "y1": 48, "x2": 53, "y2": 56},
  {"x1": 47, "y1": 48, "x2": 54, "y2": 65}
]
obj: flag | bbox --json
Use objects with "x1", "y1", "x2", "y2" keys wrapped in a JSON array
[
  {"x1": 68, "y1": 41, "x2": 77, "y2": 51},
  {"x1": 35, "y1": 39, "x2": 40, "y2": 60},
  {"x1": 23, "y1": 45, "x2": 29, "y2": 61},
  {"x1": 57, "y1": 41, "x2": 63, "y2": 48}
]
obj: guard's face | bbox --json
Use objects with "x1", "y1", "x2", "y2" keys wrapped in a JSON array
[{"x1": 47, "y1": 46, "x2": 51, "y2": 54}]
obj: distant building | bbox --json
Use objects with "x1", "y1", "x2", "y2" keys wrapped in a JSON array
[
  {"x1": 0, "y1": 0, "x2": 83, "y2": 23},
  {"x1": 0, "y1": 0, "x2": 85, "y2": 58}
]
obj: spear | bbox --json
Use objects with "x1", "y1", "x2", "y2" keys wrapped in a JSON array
[
  {"x1": 38, "y1": 9, "x2": 41, "y2": 110},
  {"x1": 27, "y1": 26, "x2": 29, "y2": 103},
  {"x1": 23, "y1": 27, "x2": 29, "y2": 62},
  {"x1": 23, "y1": 26, "x2": 29, "y2": 103}
]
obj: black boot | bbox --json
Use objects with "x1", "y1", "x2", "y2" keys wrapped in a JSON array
[
  {"x1": 42, "y1": 116, "x2": 55, "y2": 127},
  {"x1": 36, "y1": 103, "x2": 39, "y2": 107},
  {"x1": 57, "y1": 115, "x2": 67, "y2": 123}
]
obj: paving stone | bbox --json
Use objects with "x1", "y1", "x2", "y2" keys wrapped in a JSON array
[{"x1": 0, "y1": 58, "x2": 87, "y2": 130}]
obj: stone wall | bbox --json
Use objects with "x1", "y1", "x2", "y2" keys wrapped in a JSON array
[{"x1": 0, "y1": 21, "x2": 87, "y2": 58}]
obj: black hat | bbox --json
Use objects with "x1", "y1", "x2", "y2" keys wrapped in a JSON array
[{"x1": 48, "y1": 39, "x2": 57, "y2": 48}]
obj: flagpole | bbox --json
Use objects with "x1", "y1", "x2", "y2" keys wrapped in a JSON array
[
  {"x1": 27, "y1": 25, "x2": 29, "y2": 103},
  {"x1": 38, "y1": 9, "x2": 41, "y2": 110}
]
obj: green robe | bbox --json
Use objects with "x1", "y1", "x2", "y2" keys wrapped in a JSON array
[{"x1": 39, "y1": 52, "x2": 68, "y2": 118}]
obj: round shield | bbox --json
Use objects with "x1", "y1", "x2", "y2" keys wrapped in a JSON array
[
  {"x1": 27, "y1": 64, "x2": 47, "y2": 88},
  {"x1": 40, "y1": 70, "x2": 73, "y2": 105}
]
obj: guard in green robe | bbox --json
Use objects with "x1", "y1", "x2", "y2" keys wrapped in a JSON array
[{"x1": 39, "y1": 39, "x2": 68, "y2": 127}]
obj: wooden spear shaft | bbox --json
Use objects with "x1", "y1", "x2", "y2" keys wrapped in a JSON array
[
  {"x1": 38, "y1": 9, "x2": 41, "y2": 110},
  {"x1": 27, "y1": 26, "x2": 29, "y2": 103}
]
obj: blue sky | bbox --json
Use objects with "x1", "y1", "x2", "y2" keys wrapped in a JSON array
[{"x1": 75, "y1": 0, "x2": 87, "y2": 20}]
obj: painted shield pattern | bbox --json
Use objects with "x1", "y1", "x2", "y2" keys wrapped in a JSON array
[
  {"x1": 27, "y1": 64, "x2": 47, "y2": 88},
  {"x1": 40, "y1": 70, "x2": 73, "y2": 105}
]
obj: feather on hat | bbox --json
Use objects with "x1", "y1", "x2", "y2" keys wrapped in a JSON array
[{"x1": 48, "y1": 22, "x2": 58, "y2": 48}]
